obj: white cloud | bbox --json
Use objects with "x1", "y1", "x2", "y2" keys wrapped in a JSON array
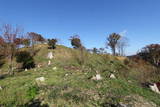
[{"x1": 119, "y1": 30, "x2": 127, "y2": 36}]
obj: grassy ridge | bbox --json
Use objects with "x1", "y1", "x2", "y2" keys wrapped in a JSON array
[{"x1": 0, "y1": 44, "x2": 160, "y2": 106}]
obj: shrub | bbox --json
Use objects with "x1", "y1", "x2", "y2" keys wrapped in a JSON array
[
  {"x1": 27, "y1": 85, "x2": 39, "y2": 100},
  {"x1": 22, "y1": 39, "x2": 30, "y2": 47},
  {"x1": 123, "y1": 58, "x2": 130, "y2": 65},
  {"x1": 48, "y1": 39, "x2": 57, "y2": 49},
  {"x1": 70, "y1": 35, "x2": 82, "y2": 49},
  {"x1": 0, "y1": 54, "x2": 5, "y2": 68},
  {"x1": 137, "y1": 44, "x2": 160, "y2": 66},
  {"x1": 16, "y1": 51, "x2": 35, "y2": 69}
]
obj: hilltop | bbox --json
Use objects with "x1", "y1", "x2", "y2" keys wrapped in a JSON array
[{"x1": 0, "y1": 44, "x2": 160, "y2": 107}]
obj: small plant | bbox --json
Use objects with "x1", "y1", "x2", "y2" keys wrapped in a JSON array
[{"x1": 27, "y1": 85, "x2": 39, "y2": 100}]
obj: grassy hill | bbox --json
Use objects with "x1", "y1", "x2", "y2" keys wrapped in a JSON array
[{"x1": 0, "y1": 44, "x2": 160, "y2": 107}]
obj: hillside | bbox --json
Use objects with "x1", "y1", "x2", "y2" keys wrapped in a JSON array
[{"x1": 0, "y1": 44, "x2": 160, "y2": 107}]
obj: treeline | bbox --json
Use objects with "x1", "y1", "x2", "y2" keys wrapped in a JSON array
[
  {"x1": 0, "y1": 24, "x2": 160, "y2": 75},
  {"x1": 0, "y1": 24, "x2": 46, "y2": 74}
]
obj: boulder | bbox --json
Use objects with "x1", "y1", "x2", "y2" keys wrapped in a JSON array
[
  {"x1": 65, "y1": 73, "x2": 69, "y2": 76},
  {"x1": 52, "y1": 67, "x2": 57, "y2": 70},
  {"x1": 48, "y1": 60, "x2": 51, "y2": 66},
  {"x1": 47, "y1": 52, "x2": 53, "y2": 59},
  {"x1": 0, "y1": 86, "x2": 2, "y2": 90},
  {"x1": 110, "y1": 74, "x2": 116, "y2": 79},
  {"x1": 149, "y1": 83, "x2": 160, "y2": 94},
  {"x1": 25, "y1": 68, "x2": 28, "y2": 71},
  {"x1": 37, "y1": 63, "x2": 43, "y2": 68},
  {"x1": 35, "y1": 77, "x2": 45, "y2": 82},
  {"x1": 92, "y1": 74, "x2": 102, "y2": 80}
]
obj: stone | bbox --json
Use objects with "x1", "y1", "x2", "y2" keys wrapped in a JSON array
[
  {"x1": 35, "y1": 77, "x2": 45, "y2": 82},
  {"x1": 96, "y1": 74, "x2": 102, "y2": 80},
  {"x1": 118, "y1": 103, "x2": 128, "y2": 107},
  {"x1": 149, "y1": 83, "x2": 160, "y2": 94},
  {"x1": 92, "y1": 74, "x2": 102, "y2": 80},
  {"x1": 0, "y1": 86, "x2": 2, "y2": 90},
  {"x1": 47, "y1": 52, "x2": 53, "y2": 59},
  {"x1": 65, "y1": 73, "x2": 69, "y2": 76},
  {"x1": 25, "y1": 68, "x2": 28, "y2": 71},
  {"x1": 37, "y1": 64, "x2": 40, "y2": 68},
  {"x1": 48, "y1": 60, "x2": 51, "y2": 65},
  {"x1": 110, "y1": 74, "x2": 116, "y2": 79},
  {"x1": 52, "y1": 67, "x2": 57, "y2": 70}
]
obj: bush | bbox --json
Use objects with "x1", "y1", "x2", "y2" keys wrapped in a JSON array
[
  {"x1": 27, "y1": 85, "x2": 39, "y2": 100},
  {"x1": 137, "y1": 44, "x2": 160, "y2": 66},
  {"x1": 48, "y1": 39, "x2": 57, "y2": 49},
  {"x1": 0, "y1": 54, "x2": 5, "y2": 68},
  {"x1": 70, "y1": 35, "x2": 82, "y2": 49},
  {"x1": 16, "y1": 51, "x2": 35, "y2": 69}
]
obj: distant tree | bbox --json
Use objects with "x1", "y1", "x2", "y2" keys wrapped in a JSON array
[
  {"x1": 22, "y1": 38, "x2": 30, "y2": 47},
  {"x1": 28, "y1": 32, "x2": 45, "y2": 45},
  {"x1": 92, "y1": 48, "x2": 99, "y2": 54},
  {"x1": 70, "y1": 35, "x2": 82, "y2": 49},
  {"x1": 0, "y1": 37, "x2": 4, "y2": 45},
  {"x1": 107, "y1": 33, "x2": 121, "y2": 55},
  {"x1": 117, "y1": 36, "x2": 129, "y2": 56},
  {"x1": 138, "y1": 44, "x2": 160, "y2": 66},
  {"x1": 48, "y1": 39, "x2": 57, "y2": 49},
  {"x1": 16, "y1": 51, "x2": 35, "y2": 69},
  {"x1": 28, "y1": 32, "x2": 45, "y2": 55},
  {"x1": 99, "y1": 48, "x2": 107, "y2": 54},
  {"x1": 0, "y1": 37, "x2": 5, "y2": 52},
  {"x1": 0, "y1": 24, "x2": 23, "y2": 75}
]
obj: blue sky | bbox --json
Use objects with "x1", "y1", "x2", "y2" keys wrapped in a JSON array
[{"x1": 0, "y1": 0, "x2": 160, "y2": 55}]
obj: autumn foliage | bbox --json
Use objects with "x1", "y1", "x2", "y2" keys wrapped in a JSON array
[{"x1": 138, "y1": 44, "x2": 160, "y2": 66}]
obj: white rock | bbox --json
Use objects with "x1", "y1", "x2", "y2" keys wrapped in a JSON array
[
  {"x1": 47, "y1": 52, "x2": 53, "y2": 59},
  {"x1": 149, "y1": 83, "x2": 160, "y2": 94},
  {"x1": 25, "y1": 68, "x2": 28, "y2": 71},
  {"x1": 65, "y1": 73, "x2": 69, "y2": 76},
  {"x1": 92, "y1": 74, "x2": 102, "y2": 80},
  {"x1": 37, "y1": 64, "x2": 40, "y2": 68},
  {"x1": 0, "y1": 86, "x2": 2, "y2": 90},
  {"x1": 110, "y1": 74, "x2": 116, "y2": 79},
  {"x1": 96, "y1": 74, "x2": 102, "y2": 80},
  {"x1": 48, "y1": 60, "x2": 51, "y2": 65},
  {"x1": 91, "y1": 76, "x2": 96, "y2": 80},
  {"x1": 35, "y1": 77, "x2": 45, "y2": 82},
  {"x1": 53, "y1": 67, "x2": 57, "y2": 70}
]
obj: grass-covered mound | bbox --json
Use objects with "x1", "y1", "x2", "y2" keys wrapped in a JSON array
[{"x1": 0, "y1": 44, "x2": 160, "y2": 107}]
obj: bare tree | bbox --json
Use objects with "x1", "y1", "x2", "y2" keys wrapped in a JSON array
[
  {"x1": 117, "y1": 36, "x2": 129, "y2": 56},
  {"x1": 107, "y1": 33, "x2": 121, "y2": 55},
  {"x1": 27, "y1": 32, "x2": 45, "y2": 55},
  {"x1": 0, "y1": 24, "x2": 23, "y2": 75}
]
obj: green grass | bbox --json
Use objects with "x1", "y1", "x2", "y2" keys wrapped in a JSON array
[{"x1": 0, "y1": 44, "x2": 160, "y2": 106}]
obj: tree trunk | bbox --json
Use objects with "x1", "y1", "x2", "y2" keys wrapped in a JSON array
[{"x1": 112, "y1": 47, "x2": 116, "y2": 56}]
